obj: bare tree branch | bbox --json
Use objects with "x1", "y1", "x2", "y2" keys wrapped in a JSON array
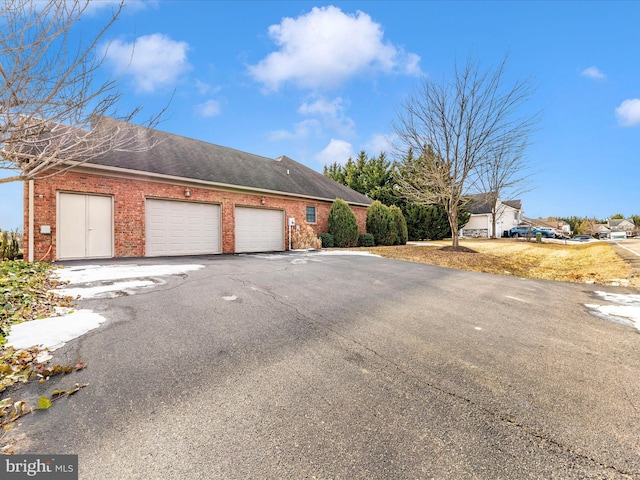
[
  {"x1": 393, "y1": 56, "x2": 538, "y2": 248},
  {"x1": 0, "y1": 0, "x2": 165, "y2": 184}
]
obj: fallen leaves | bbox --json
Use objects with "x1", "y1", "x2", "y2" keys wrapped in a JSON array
[
  {"x1": 0, "y1": 261, "x2": 73, "y2": 344},
  {"x1": 0, "y1": 346, "x2": 44, "y2": 393},
  {"x1": 1, "y1": 383, "x2": 89, "y2": 428},
  {"x1": 0, "y1": 260, "x2": 91, "y2": 452}
]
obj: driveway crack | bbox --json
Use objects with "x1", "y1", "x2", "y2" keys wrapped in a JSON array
[{"x1": 236, "y1": 280, "x2": 638, "y2": 478}]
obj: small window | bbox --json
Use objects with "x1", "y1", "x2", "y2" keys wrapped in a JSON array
[{"x1": 306, "y1": 206, "x2": 317, "y2": 223}]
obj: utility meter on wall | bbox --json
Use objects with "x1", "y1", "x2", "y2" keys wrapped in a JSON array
[{"x1": 288, "y1": 217, "x2": 295, "y2": 227}]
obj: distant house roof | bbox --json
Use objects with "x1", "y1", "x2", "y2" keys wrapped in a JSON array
[
  {"x1": 72, "y1": 119, "x2": 373, "y2": 206},
  {"x1": 608, "y1": 219, "x2": 633, "y2": 227},
  {"x1": 503, "y1": 200, "x2": 522, "y2": 211},
  {"x1": 465, "y1": 194, "x2": 522, "y2": 215},
  {"x1": 528, "y1": 218, "x2": 569, "y2": 229}
]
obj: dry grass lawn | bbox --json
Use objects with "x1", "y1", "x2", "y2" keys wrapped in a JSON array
[{"x1": 364, "y1": 239, "x2": 640, "y2": 288}]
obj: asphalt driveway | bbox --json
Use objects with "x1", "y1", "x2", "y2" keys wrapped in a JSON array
[{"x1": 4, "y1": 252, "x2": 640, "y2": 479}]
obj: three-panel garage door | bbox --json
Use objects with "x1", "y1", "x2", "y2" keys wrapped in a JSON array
[
  {"x1": 146, "y1": 199, "x2": 221, "y2": 256},
  {"x1": 235, "y1": 207, "x2": 284, "y2": 253}
]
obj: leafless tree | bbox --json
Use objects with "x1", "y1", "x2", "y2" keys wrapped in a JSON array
[
  {"x1": 476, "y1": 137, "x2": 534, "y2": 238},
  {"x1": 0, "y1": 0, "x2": 163, "y2": 185},
  {"x1": 394, "y1": 56, "x2": 538, "y2": 249}
]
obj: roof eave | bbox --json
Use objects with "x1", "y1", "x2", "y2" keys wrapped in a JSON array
[{"x1": 61, "y1": 161, "x2": 373, "y2": 207}]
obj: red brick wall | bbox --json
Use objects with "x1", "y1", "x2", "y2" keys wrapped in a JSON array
[{"x1": 23, "y1": 170, "x2": 368, "y2": 261}]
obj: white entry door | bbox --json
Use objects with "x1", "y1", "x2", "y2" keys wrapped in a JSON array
[
  {"x1": 58, "y1": 193, "x2": 113, "y2": 260},
  {"x1": 145, "y1": 199, "x2": 221, "y2": 256},
  {"x1": 235, "y1": 207, "x2": 284, "y2": 253}
]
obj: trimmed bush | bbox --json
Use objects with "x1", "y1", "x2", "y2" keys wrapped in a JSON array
[
  {"x1": 366, "y1": 201, "x2": 396, "y2": 246},
  {"x1": 318, "y1": 232, "x2": 334, "y2": 248},
  {"x1": 390, "y1": 205, "x2": 408, "y2": 245},
  {"x1": 358, "y1": 233, "x2": 375, "y2": 247},
  {"x1": 328, "y1": 199, "x2": 359, "y2": 248}
]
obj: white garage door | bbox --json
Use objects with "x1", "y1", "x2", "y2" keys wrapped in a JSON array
[
  {"x1": 235, "y1": 207, "x2": 284, "y2": 253},
  {"x1": 146, "y1": 199, "x2": 221, "y2": 256},
  {"x1": 58, "y1": 193, "x2": 113, "y2": 260}
]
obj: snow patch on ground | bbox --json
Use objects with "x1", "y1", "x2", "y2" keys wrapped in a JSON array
[
  {"x1": 55, "y1": 280, "x2": 156, "y2": 299},
  {"x1": 54, "y1": 264, "x2": 203, "y2": 284},
  {"x1": 7, "y1": 309, "x2": 107, "y2": 350},
  {"x1": 6, "y1": 263, "x2": 205, "y2": 352},
  {"x1": 585, "y1": 291, "x2": 640, "y2": 332}
]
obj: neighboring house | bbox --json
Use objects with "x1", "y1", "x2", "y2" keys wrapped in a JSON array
[
  {"x1": 22, "y1": 120, "x2": 373, "y2": 261},
  {"x1": 528, "y1": 218, "x2": 571, "y2": 235},
  {"x1": 590, "y1": 224, "x2": 611, "y2": 239},
  {"x1": 460, "y1": 194, "x2": 523, "y2": 238},
  {"x1": 608, "y1": 218, "x2": 635, "y2": 238}
]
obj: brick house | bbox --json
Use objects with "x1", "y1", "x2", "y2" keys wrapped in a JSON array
[{"x1": 23, "y1": 121, "x2": 372, "y2": 261}]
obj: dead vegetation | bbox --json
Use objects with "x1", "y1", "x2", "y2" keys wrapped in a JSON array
[
  {"x1": 366, "y1": 239, "x2": 640, "y2": 287},
  {"x1": 292, "y1": 224, "x2": 322, "y2": 250}
]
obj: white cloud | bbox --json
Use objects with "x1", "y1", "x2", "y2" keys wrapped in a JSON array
[
  {"x1": 365, "y1": 133, "x2": 394, "y2": 155},
  {"x1": 299, "y1": 96, "x2": 355, "y2": 136},
  {"x1": 195, "y1": 79, "x2": 220, "y2": 96},
  {"x1": 196, "y1": 99, "x2": 222, "y2": 117},
  {"x1": 299, "y1": 97, "x2": 343, "y2": 116},
  {"x1": 268, "y1": 119, "x2": 320, "y2": 141},
  {"x1": 84, "y1": 0, "x2": 157, "y2": 15},
  {"x1": 581, "y1": 66, "x2": 606, "y2": 80},
  {"x1": 315, "y1": 139, "x2": 353, "y2": 165},
  {"x1": 248, "y1": 6, "x2": 421, "y2": 91},
  {"x1": 269, "y1": 96, "x2": 355, "y2": 141},
  {"x1": 103, "y1": 33, "x2": 190, "y2": 93},
  {"x1": 615, "y1": 99, "x2": 640, "y2": 127}
]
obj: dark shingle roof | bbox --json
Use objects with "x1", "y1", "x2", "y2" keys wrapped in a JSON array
[
  {"x1": 83, "y1": 121, "x2": 372, "y2": 206},
  {"x1": 466, "y1": 194, "x2": 493, "y2": 214},
  {"x1": 465, "y1": 194, "x2": 522, "y2": 214},
  {"x1": 608, "y1": 218, "x2": 632, "y2": 227},
  {"x1": 503, "y1": 199, "x2": 522, "y2": 210}
]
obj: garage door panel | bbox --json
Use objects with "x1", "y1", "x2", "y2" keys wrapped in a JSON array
[
  {"x1": 235, "y1": 207, "x2": 284, "y2": 253},
  {"x1": 146, "y1": 199, "x2": 221, "y2": 256},
  {"x1": 86, "y1": 195, "x2": 113, "y2": 258},
  {"x1": 58, "y1": 193, "x2": 113, "y2": 260}
]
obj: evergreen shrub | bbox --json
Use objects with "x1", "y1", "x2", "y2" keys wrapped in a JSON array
[
  {"x1": 358, "y1": 233, "x2": 375, "y2": 247},
  {"x1": 318, "y1": 233, "x2": 335, "y2": 248},
  {"x1": 328, "y1": 199, "x2": 358, "y2": 248},
  {"x1": 390, "y1": 206, "x2": 408, "y2": 245},
  {"x1": 366, "y1": 201, "x2": 396, "y2": 246}
]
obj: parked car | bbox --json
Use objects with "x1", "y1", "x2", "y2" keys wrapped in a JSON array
[
  {"x1": 533, "y1": 228, "x2": 555, "y2": 238},
  {"x1": 509, "y1": 226, "x2": 554, "y2": 238},
  {"x1": 572, "y1": 235, "x2": 593, "y2": 242},
  {"x1": 509, "y1": 225, "x2": 532, "y2": 238}
]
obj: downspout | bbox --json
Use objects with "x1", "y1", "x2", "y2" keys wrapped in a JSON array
[{"x1": 28, "y1": 180, "x2": 34, "y2": 262}]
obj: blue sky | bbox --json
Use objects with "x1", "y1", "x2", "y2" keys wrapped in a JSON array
[{"x1": 1, "y1": 0, "x2": 639, "y2": 230}]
